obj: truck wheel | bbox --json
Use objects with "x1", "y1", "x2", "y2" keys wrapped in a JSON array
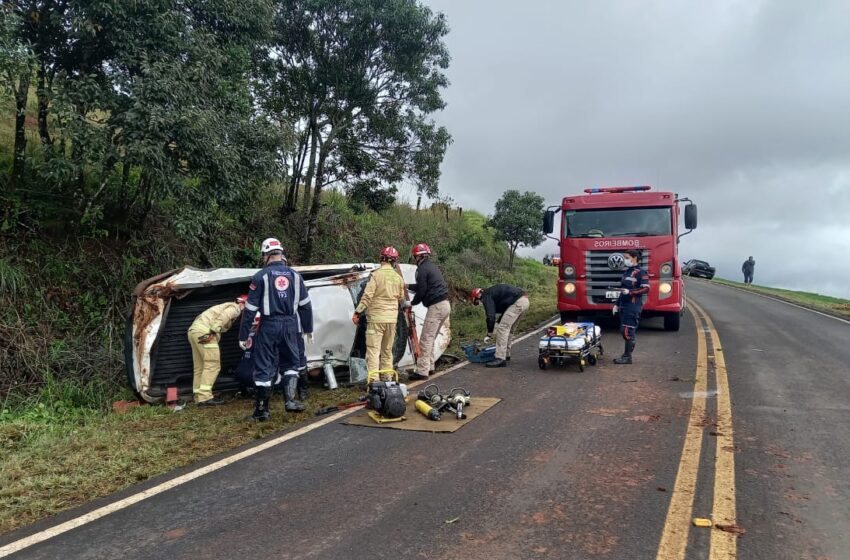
[
  {"x1": 560, "y1": 311, "x2": 578, "y2": 323},
  {"x1": 664, "y1": 313, "x2": 681, "y2": 332}
]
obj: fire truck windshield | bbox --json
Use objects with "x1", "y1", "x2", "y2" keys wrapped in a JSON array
[{"x1": 565, "y1": 207, "x2": 672, "y2": 238}]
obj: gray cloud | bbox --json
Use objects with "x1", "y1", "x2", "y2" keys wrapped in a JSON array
[{"x1": 424, "y1": 0, "x2": 850, "y2": 297}]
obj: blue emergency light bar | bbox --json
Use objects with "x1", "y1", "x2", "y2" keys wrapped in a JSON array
[{"x1": 583, "y1": 185, "x2": 652, "y2": 194}]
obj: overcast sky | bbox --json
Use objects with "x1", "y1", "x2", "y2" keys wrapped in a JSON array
[{"x1": 415, "y1": 0, "x2": 850, "y2": 298}]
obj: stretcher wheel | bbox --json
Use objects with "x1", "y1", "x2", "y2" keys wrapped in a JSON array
[
  {"x1": 588, "y1": 355, "x2": 597, "y2": 366},
  {"x1": 538, "y1": 357, "x2": 547, "y2": 370},
  {"x1": 579, "y1": 359, "x2": 586, "y2": 372}
]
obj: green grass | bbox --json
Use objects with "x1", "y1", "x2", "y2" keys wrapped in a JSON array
[
  {"x1": 712, "y1": 278, "x2": 850, "y2": 320},
  {"x1": 0, "y1": 386, "x2": 362, "y2": 535}
]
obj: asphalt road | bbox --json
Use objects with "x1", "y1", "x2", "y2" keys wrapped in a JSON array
[{"x1": 2, "y1": 280, "x2": 848, "y2": 559}]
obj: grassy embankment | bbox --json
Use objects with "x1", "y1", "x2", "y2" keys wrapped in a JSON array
[{"x1": 712, "y1": 278, "x2": 850, "y2": 320}]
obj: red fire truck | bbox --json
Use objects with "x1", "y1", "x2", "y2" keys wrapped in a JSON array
[{"x1": 543, "y1": 186, "x2": 697, "y2": 331}]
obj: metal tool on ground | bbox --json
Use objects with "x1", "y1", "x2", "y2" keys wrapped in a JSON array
[
  {"x1": 365, "y1": 369, "x2": 407, "y2": 423},
  {"x1": 393, "y1": 261, "x2": 421, "y2": 362},
  {"x1": 314, "y1": 398, "x2": 367, "y2": 416},
  {"x1": 416, "y1": 384, "x2": 472, "y2": 420},
  {"x1": 322, "y1": 350, "x2": 339, "y2": 390},
  {"x1": 414, "y1": 399, "x2": 441, "y2": 421}
]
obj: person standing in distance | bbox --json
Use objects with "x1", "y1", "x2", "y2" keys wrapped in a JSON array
[{"x1": 742, "y1": 256, "x2": 755, "y2": 285}]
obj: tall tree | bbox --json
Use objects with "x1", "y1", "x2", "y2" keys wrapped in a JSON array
[
  {"x1": 268, "y1": 0, "x2": 452, "y2": 261},
  {"x1": 0, "y1": 6, "x2": 34, "y2": 199},
  {"x1": 488, "y1": 190, "x2": 546, "y2": 270}
]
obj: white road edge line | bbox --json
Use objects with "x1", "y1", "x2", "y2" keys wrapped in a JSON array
[
  {"x1": 693, "y1": 279, "x2": 850, "y2": 326},
  {"x1": 0, "y1": 318, "x2": 559, "y2": 557}
]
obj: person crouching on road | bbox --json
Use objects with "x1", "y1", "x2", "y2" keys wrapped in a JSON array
[
  {"x1": 613, "y1": 249, "x2": 650, "y2": 364},
  {"x1": 353, "y1": 247, "x2": 408, "y2": 374},
  {"x1": 238, "y1": 238, "x2": 314, "y2": 422},
  {"x1": 188, "y1": 295, "x2": 247, "y2": 406},
  {"x1": 407, "y1": 243, "x2": 450, "y2": 381},
  {"x1": 470, "y1": 285, "x2": 530, "y2": 368}
]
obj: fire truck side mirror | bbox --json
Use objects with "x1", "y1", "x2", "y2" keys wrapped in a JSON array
[
  {"x1": 543, "y1": 210, "x2": 555, "y2": 234},
  {"x1": 684, "y1": 204, "x2": 698, "y2": 230}
]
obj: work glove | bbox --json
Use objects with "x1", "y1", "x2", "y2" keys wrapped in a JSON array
[
  {"x1": 238, "y1": 340, "x2": 249, "y2": 351},
  {"x1": 621, "y1": 288, "x2": 630, "y2": 295},
  {"x1": 197, "y1": 333, "x2": 215, "y2": 344},
  {"x1": 352, "y1": 312, "x2": 360, "y2": 325},
  {"x1": 612, "y1": 305, "x2": 619, "y2": 315},
  {"x1": 484, "y1": 334, "x2": 493, "y2": 344},
  {"x1": 304, "y1": 332, "x2": 314, "y2": 345}
]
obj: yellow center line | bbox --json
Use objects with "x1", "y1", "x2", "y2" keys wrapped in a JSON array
[
  {"x1": 690, "y1": 300, "x2": 738, "y2": 559},
  {"x1": 656, "y1": 305, "x2": 709, "y2": 560}
]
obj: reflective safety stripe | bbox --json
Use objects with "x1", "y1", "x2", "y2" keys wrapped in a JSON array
[
  {"x1": 202, "y1": 344, "x2": 219, "y2": 349},
  {"x1": 283, "y1": 369, "x2": 298, "y2": 377},
  {"x1": 245, "y1": 302, "x2": 258, "y2": 312},
  {"x1": 199, "y1": 385, "x2": 213, "y2": 391},
  {"x1": 262, "y1": 274, "x2": 271, "y2": 316},
  {"x1": 294, "y1": 272, "x2": 303, "y2": 333},
  {"x1": 255, "y1": 380, "x2": 272, "y2": 387}
]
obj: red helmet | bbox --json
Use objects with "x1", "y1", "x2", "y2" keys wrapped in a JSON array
[
  {"x1": 470, "y1": 287, "x2": 483, "y2": 302},
  {"x1": 411, "y1": 243, "x2": 432, "y2": 257},
  {"x1": 380, "y1": 246, "x2": 400, "y2": 261}
]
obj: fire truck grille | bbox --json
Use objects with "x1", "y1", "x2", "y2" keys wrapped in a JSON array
[{"x1": 584, "y1": 249, "x2": 650, "y2": 304}]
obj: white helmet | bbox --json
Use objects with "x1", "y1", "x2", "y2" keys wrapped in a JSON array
[{"x1": 260, "y1": 237, "x2": 284, "y2": 256}]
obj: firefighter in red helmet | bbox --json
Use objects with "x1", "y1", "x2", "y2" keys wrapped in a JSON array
[
  {"x1": 407, "y1": 243, "x2": 450, "y2": 380},
  {"x1": 353, "y1": 247, "x2": 408, "y2": 373}
]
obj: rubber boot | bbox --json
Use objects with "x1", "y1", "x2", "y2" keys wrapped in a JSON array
[
  {"x1": 614, "y1": 341, "x2": 634, "y2": 365},
  {"x1": 297, "y1": 370, "x2": 309, "y2": 401},
  {"x1": 283, "y1": 376, "x2": 306, "y2": 413},
  {"x1": 248, "y1": 387, "x2": 271, "y2": 422}
]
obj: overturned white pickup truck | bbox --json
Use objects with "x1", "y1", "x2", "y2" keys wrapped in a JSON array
[{"x1": 126, "y1": 264, "x2": 451, "y2": 403}]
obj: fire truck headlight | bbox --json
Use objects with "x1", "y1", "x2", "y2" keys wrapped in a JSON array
[
  {"x1": 660, "y1": 263, "x2": 672, "y2": 276},
  {"x1": 563, "y1": 265, "x2": 576, "y2": 277},
  {"x1": 659, "y1": 282, "x2": 672, "y2": 295},
  {"x1": 564, "y1": 282, "x2": 576, "y2": 295}
]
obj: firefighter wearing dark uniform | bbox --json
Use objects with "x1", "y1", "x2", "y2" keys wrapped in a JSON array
[
  {"x1": 613, "y1": 249, "x2": 650, "y2": 364},
  {"x1": 239, "y1": 238, "x2": 314, "y2": 421}
]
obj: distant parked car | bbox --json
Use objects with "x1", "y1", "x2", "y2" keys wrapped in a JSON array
[{"x1": 683, "y1": 259, "x2": 715, "y2": 279}]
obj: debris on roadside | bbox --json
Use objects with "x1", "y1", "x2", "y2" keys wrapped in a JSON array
[
  {"x1": 112, "y1": 400, "x2": 141, "y2": 414},
  {"x1": 444, "y1": 517, "x2": 460, "y2": 524},
  {"x1": 693, "y1": 518, "x2": 712, "y2": 528},
  {"x1": 715, "y1": 523, "x2": 746, "y2": 537}
]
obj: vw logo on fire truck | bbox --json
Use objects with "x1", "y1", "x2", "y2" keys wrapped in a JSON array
[{"x1": 608, "y1": 253, "x2": 626, "y2": 270}]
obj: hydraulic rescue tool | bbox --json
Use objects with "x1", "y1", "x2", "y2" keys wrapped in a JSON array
[{"x1": 415, "y1": 384, "x2": 471, "y2": 420}]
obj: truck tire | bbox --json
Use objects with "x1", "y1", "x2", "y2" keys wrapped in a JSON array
[
  {"x1": 664, "y1": 312, "x2": 681, "y2": 332},
  {"x1": 560, "y1": 311, "x2": 578, "y2": 323}
]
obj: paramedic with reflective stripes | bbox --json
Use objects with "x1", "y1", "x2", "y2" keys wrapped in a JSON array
[
  {"x1": 613, "y1": 249, "x2": 650, "y2": 365},
  {"x1": 187, "y1": 295, "x2": 247, "y2": 406},
  {"x1": 239, "y1": 238, "x2": 314, "y2": 421}
]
